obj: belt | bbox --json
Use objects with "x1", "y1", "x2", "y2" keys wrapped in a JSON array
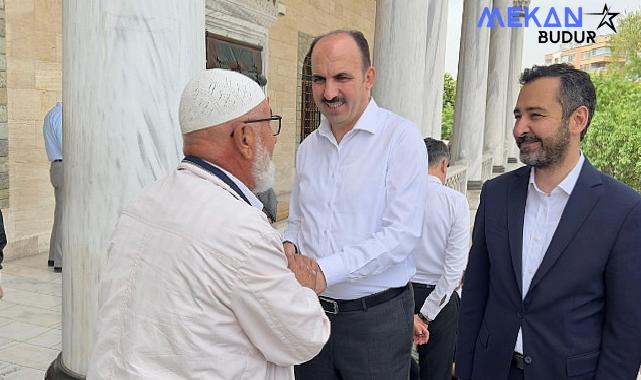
[
  {"x1": 411, "y1": 282, "x2": 436, "y2": 290},
  {"x1": 319, "y1": 283, "x2": 409, "y2": 314},
  {"x1": 52, "y1": 159, "x2": 62, "y2": 162},
  {"x1": 512, "y1": 352, "x2": 525, "y2": 370}
]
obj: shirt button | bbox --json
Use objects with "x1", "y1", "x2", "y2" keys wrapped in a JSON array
[{"x1": 524, "y1": 355, "x2": 533, "y2": 365}]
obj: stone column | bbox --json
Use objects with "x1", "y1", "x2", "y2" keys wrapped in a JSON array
[
  {"x1": 373, "y1": 0, "x2": 429, "y2": 132},
  {"x1": 483, "y1": 0, "x2": 511, "y2": 173},
  {"x1": 47, "y1": 1, "x2": 204, "y2": 378},
  {"x1": 422, "y1": 0, "x2": 448, "y2": 138},
  {"x1": 504, "y1": 1, "x2": 529, "y2": 164},
  {"x1": 449, "y1": 0, "x2": 492, "y2": 189}
]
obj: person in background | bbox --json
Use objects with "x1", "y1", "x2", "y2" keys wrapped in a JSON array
[
  {"x1": 0, "y1": 210, "x2": 7, "y2": 300},
  {"x1": 43, "y1": 102, "x2": 63, "y2": 272},
  {"x1": 411, "y1": 138, "x2": 470, "y2": 380}
]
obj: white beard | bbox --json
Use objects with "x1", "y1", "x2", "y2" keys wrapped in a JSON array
[{"x1": 252, "y1": 137, "x2": 275, "y2": 193}]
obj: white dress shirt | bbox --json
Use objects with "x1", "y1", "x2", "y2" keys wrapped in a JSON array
[
  {"x1": 43, "y1": 102, "x2": 63, "y2": 161},
  {"x1": 284, "y1": 99, "x2": 427, "y2": 299},
  {"x1": 412, "y1": 175, "x2": 470, "y2": 320},
  {"x1": 515, "y1": 153, "x2": 585, "y2": 354}
]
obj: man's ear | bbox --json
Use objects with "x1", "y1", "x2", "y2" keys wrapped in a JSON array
[
  {"x1": 440, "y1": 159, "x2": 448, "y2": 176},
  {"x1": 569, "y1": 105, "x2": 589, "y2": 137},
  {"x1": 231, "y1": 124, "x2": 256, "y2": 161},
  {"x1": 364, "y1": 66, "x2": 376, "y2": 90}
]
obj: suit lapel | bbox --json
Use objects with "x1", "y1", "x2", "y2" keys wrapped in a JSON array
[
  {"x1": 526, "y1": 160, "x2": 603, "y2": 297},
  {"x1": 507, "y1": 167, "x2": 530, "y2": 297}
]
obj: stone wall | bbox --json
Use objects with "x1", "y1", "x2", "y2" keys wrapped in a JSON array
[
  {"x1": 0, "y1": 0, "x2": 8, "y2": 210},
  {"x1": 4, "y1": 0, "x2": 62, "y2": 259}
]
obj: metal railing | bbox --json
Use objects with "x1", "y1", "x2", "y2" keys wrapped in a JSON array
[
  {"x1": 445, "y1": 161, "x2": 468, "y2": 196},
  {"x1": 481, "y1": 151, "x2": 493, "y2": 183}
]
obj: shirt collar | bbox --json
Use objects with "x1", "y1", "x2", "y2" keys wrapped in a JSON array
[
  {"x1": 528, "y1": 152, "x2": 585, "y2": 195},
  {"x1": 427, "y1": 175, "x2": 443, "y2": 185},
  {"x1": 203, "y1": 160, "x2": 264, "y2": 211},
  {"x1": 318, "y1": 98, "x2": 379, "y2": 139}
]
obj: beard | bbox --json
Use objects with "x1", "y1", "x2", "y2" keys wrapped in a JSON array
[
  {"x1": 517, "y1": 120, "x2": 570, "y2": 169},
  {"x1": 252, "y1": 136, "x2": 275, "y2": 193}
]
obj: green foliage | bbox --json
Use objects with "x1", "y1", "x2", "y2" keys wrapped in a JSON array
[
  {"x1": 441, "y1": 73, "x2": 456, "y2": 140},
  {"x1": 582, "y1": 73, "x2": 641, "y2": 191},
  {"x1": 609, "y1": 11, "x2": 641, "y2": 79}
]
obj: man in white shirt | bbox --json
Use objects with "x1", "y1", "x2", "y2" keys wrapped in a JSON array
[
  {"x1": 410, "y1": 138, "x2": 469, "y2": 380},
  {"x1": 87, "y1": 69, "x2": 330, "y2": 380},
  {"x1": 284, "y1": 30, "x2": 427, "y2": 380},
  {"x1": 456, "y1": 64, "x2": 641, "y2": 380},
  {"x1": 43, "y1": 102, "x2": 63, "y2": 272}
]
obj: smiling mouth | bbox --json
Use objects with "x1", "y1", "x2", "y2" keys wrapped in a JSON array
[{"x1": 323, "y1": 98, "x2": 345, "y2": 110}]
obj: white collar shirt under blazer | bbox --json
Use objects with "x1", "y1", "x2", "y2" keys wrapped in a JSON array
[
  {"x1": 515, "y1": 153, "x2": 585, "y2": 354},
  {"x1": 284, "y1": 98, "x2": 428, "y2": 299},
  {"x1": 87, "y1": 162, "x2": 330, "y2": 380}
]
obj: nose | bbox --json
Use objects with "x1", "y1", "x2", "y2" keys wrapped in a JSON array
[
  {"x1": 513, "y1": 116, "x2": 530, "y2": 139},
  {"x1": 323, "y1": 79, "x2": 339, "y2": 100}
]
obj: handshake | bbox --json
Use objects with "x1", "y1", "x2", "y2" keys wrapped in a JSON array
[{"x1": 283, "y1": 241, "x2": 327, "y2": 295}]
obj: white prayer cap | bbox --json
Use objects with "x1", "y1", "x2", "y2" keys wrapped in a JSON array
[{"x1": 179, "y1": 69, "x2": 266, "y2": 134}]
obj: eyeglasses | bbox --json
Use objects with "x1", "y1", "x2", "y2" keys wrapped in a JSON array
[{"x1": 244, "y1": 115, "x2": 282, "y2": 136}]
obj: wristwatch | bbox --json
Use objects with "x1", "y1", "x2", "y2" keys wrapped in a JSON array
[{"x1": 418, "y1": 312, "x2": 432, "y2": 326}]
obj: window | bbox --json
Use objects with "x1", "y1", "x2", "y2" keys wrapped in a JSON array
[
  {"x1": 592, "y1": 47, "x2": 611, "y2": 57},
  {"x1": 299, "y1": 51, "x2": 321, "y2": 142},
  {"x1": 561, "y1": 54, "x2": 575, "y2": 63},
  {"x1": 205, "y1": 32, "x2": 266, "y2": 85},
  {"x1": 582, "y1": 51, "x2": 591, "y2": 60}
]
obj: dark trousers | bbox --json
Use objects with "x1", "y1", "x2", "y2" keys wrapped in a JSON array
[
  {"x1": 295, "y1": 285, "x2": 414, "y2": 380},
  {"x1": 410, "y1": 283, "x2": 460, "y2": 380}
]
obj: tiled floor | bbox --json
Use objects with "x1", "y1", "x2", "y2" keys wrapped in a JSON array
[
  {"x1": 0, "y1": 252, "x2": 640, "y2": 380},
  {"x1": 0, "y1": 252, "x2": 61, "y2": 380}
]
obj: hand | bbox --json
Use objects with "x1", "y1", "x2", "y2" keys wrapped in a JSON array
[
  {"x1": 283, "y1": 241, "x2": 297, "y2": 256},
  {"x1": 413, "y1": 314, "x2": 429, "y2": 345},
  {"x1": 285, "y1": 251, "x2": 318, "y2": 291}
]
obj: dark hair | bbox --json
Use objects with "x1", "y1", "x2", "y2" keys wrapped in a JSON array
[
  {"x1": 519, "y1": 63, "x2": 596, "y2": 140},
  {"x1": 424, "y1": 138, "x2": 449, "y2": 167},
  {"x1": 309, "y1": 30, "x2": 371, "y2": 72}
]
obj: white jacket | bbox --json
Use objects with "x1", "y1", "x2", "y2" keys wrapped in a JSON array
[{"x1": 87, "y1": 162, "x2": 330, "y2": 380}]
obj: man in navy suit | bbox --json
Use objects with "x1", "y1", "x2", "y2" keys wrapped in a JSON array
[{"x1": 456, "y1": 63, "x2": 641, "y2": 380}]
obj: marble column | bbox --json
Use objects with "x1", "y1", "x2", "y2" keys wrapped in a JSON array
[
  {"x1": 47, "y1": 1, "x2": 204, "y2": 378},
  {"x1": 483, "y1": 0, "x2": 511, "y2": 173},
  {"x1": 422, "y1": 0, "x2": 448, "y2": 138},
  {"x1": 373, "y1": 0, "x2": 429, "y2": 133},
  {"x1": 449, "y1": 0, "x2": 492, "y2": 189},
  {"x1": 504, "y1": 18, "x2": 526, "y2": 164}
]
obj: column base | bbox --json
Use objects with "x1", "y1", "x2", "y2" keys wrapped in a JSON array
[
  {"x1": 46, "y1": 353, "x2": 85, "y2": 380},
  {"x1": 507, "y1": 157, "x2": 518, "y2": 164},
  {"x1": 467, "y1": 180, "x2": 483, "y2": 191},
  {"x1": 492, "y1": 165, "x2": 505, "y2": 173}
]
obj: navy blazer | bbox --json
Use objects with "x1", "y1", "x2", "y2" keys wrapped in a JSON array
[{"x1": 456, "y1": 159, "x2": 641, "y2": 380}]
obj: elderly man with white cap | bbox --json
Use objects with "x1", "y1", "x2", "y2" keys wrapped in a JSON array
[{"x1": 87, "y1": 69, "x2": 330, "y2": 380}]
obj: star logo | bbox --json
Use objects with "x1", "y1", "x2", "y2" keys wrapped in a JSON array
[{"x1": 586, "y1": 4, "x2": 620, "y2": 33}]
